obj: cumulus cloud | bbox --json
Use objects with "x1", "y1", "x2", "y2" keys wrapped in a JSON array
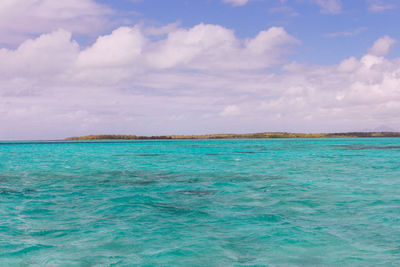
[
  {"x1": 1, "y1": 23, "x2": 400, "y2": 139},
  {"x1": 77, "y1": 26, "x2": 146, "y2": 68},
  {"x1": 0, "y1": 0, "x2": 110, "y2": 45},
  {"x1": 146, "y1": 25, "x2": 298, "y2": 71},
  {"x1": 72, "y1": 23, "x2": 298, "y2": 76},
  {"x1": 368, "y1": 36, "x2": 397, "y2": 56},
  {"x1": 0, "y1": 30, "x2": 79, "y2": 78}
]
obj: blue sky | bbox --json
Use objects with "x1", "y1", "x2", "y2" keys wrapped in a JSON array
[{"x1": 0, "y1": 0, "x2": 399, "y2": 139}]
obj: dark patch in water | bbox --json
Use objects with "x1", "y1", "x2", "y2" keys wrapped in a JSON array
[
  {"x1": 180, "y1": 190, "x2": 217, "y2": 195},
  {"x1": 0, "y1": 188, "x2": 36, "y2": 196},
  {"x1": 107, "y1": 170, "x2": 141, "y2": 178},
  {"x1": 98, "y1": 178, "x2": 158, "y2": 186},
  {"x1": 148, "y1": 202, "x2": 209, "y2": 216},
  {"x1": 333, "y1": 145, "x2": 400, "y2": 150},
  {"x1": 205, "y1": 153, "x2": 220, "y2": 156},
  {"x1": 137, "y1": 154, "x2": 163, "y2": 157},
  {"x1": 30, "y1": 229, "x2": 75, "y2": 238},
  {"x1": 23, "y1": 189, "x2": 36, "y2": 194},
  {"x1": 123, "y1": 180, "x2": 158, "y2": 186},
  {"x1": 0, "y1": 188, "x2": 20, "y2": 195},
  {"x1": 243, "y1": 145, "x2": 268, "y2": 149},
  {"x1": 0, "y1": 174, "x2": 10, "y2": 182},
  {"x1": 262, "y1": 175, "x2": 285, "y2": 180},
  {"x1": 318, "y1": 155, "x2": 336, "y2": 159},
  {"x1": 98, "y1": 170, "x2": 183, "y2": 186},
  {"x1": 226, "y1": 174, "x2": 285, "y2": 182},
  {"x1": 185, "y1": 145, "x2": 209, "y2": 148},
  {"x1": 257, "y1": 214, "x2": 282, "y2": 223},
  {"x1": 235, "y1": 151, "x2": 259, "y2": 154},
  {"x1": 103, "y1": 170, "x2": 180, "y2": 185}
]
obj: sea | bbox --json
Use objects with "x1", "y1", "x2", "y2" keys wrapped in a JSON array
[{"x1": 1, "y1": 138, "x2": 400, "y2": 265}]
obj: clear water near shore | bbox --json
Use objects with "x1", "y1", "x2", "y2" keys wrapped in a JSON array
[{"x1": 1, "y1": 138, "x2": 400, "y2": 265}]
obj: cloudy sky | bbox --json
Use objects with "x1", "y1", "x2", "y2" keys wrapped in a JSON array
[{"x1": 1, "y1": 0, "x2": 400, "y2": 140}]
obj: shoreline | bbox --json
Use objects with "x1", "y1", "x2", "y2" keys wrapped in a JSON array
[{"x1": 65, "y1": 132, "x2": 400, "y2": 141}]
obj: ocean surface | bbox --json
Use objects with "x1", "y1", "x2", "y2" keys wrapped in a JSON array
[{"x1": 1, "y1": 138, "x2": 400, "y2": 266}]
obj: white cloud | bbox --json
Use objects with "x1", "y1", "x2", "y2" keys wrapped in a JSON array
[
  {"x1": 0, "y1": 0, "x2": 110, "y2": 45},
  {"x1": 1, "y1": 25, "x2": 400, "y2": 139},
  {"x1": 145, "y1": 24, "x2": 298, "y2": 71},
  {"x1": 146, "y1": 24, "x2": 238, "y2": 69},
  {"x1": 220, "y1": 105, "x2": 241, "y2": 117},
  {"x1": 77, "y1": 26, "x2": 146, "y2": 68},
  {"x1": 368, "y1": 36, "x2": 397, "y2": 56},
  {"x1": 313, "y1": 0, "x2": 342, "y2": 14},
  {"x1": 367, "y1": 0, "x2": 396, "y2": 12},
  {"x1": 268, "y1": 5, "x2": 299, "y2": 17},
  {"x1": 222, "y1": 0, "x2": 249, "y2": 7},
  {"x1": 325, "y1": 27, "x2": 367, "y2": 38},
  {"x1": 0, "y1": 29, "x2": 79, "y2": 78}
]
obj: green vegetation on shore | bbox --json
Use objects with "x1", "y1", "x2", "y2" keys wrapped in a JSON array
[{"x1": 66, "y1": 132, "x2": 400, "y2": 140}]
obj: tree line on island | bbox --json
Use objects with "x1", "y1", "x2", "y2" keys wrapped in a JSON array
[{"x1": 66, "y1": 132, "x2": 400, "y2": 140}]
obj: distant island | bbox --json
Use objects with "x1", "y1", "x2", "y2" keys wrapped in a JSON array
[{"x1": 66, "y1": 132, "x2": 400, "y2": 140}]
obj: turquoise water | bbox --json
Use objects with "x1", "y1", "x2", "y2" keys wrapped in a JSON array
[{"x1": 1, "y1": 138, "x2": 400, "y2": 265}]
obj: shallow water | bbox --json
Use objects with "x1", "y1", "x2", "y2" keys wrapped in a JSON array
[{"x1": 1, "y1": 138, "x2": 400, "y2": 265}]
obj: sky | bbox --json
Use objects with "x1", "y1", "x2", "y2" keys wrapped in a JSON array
[{"x1": 1, "y1": 0, "x2": 400, "y2": 140}]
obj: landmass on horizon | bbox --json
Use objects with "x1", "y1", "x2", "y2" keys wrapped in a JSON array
[{"x1": 66, "y1": 132, "x2": 400, "y2": 140}]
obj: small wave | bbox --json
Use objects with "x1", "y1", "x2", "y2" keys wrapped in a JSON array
[{"x1": 1, "y1": 244, "x2": 53, "y2": 257}]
